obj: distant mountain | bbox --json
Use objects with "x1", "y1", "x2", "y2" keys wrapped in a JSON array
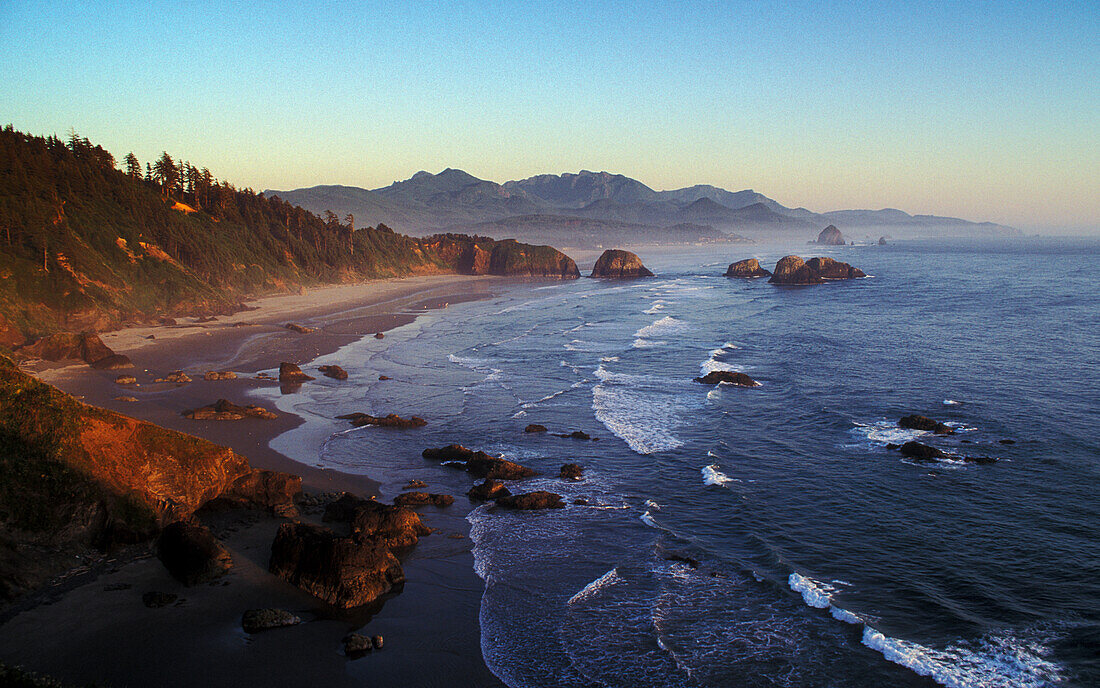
[
  {"x1": 267, "y1": 169, "x2": 1017, "y2": 242},
  {"x1": 444, "y1": 214, "x2": 750, "y2": 249}
]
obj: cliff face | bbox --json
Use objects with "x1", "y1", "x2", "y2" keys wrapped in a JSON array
[
  {"x1": 590, "y1": 249, "x2": 654, "y2": 278},
  {"x1": 0, "y1": 356, "x2": 299, "y2": 598},
  {"x1": 420, "y1": 235, "x2": 579, "y2": 278}
]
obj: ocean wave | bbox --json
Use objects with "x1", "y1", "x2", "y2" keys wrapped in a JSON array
[
  {"x1": 850, "y1": 420, "x2": 927, "y2": 446},
  {"x1": 788, "y1": 572, "x2": 862, "y2": 625},
  {"x1": 702, "y1": 464, "x2": 736, "y2": 487},
  {"x1": 634, "y1": 315, "x2": 689, "y2": 339},
  {"x1": 567, "y1": 567, "x2": 623, "y2": 605},
  {"x1": 600, "y1": 355, "x2": 620, "y2": 362},
  {"x1": 640, "y1": 510, "x2": 660, "y2": 528},
  {"x1": 699, "y1": 342, "x2": 748, "y2": 376},
  {"x1": 593, "y1": 386, "x2": 685, "y2": 454},
  {"x1": 643, "y1": 302, "x2": 667, "y2": 315},
  {"x1": 632, "y1": 338, "x2": 666, "y2": 349}
]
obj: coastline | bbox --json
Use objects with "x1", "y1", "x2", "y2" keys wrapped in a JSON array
[{"x1": 3, "y1": 274, "x2": 509, "y2": 687}]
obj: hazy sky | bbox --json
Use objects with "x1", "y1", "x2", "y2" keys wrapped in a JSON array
[{"x1": 2, "y1": 1, "x2": 1097, "y2": 230}]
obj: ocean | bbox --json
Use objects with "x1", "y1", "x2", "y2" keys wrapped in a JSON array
[{"x1": 263, "y1": 237, "x2": 1100, "y2": 687}]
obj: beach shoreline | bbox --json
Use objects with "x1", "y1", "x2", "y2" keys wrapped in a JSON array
[{"x1": 2, "y1": 274, "x2": 510, "y2": 688}]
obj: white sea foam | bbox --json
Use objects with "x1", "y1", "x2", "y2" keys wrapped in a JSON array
[
  {"x1": 567, "y1": 567, "x2": 623, "y2": 605},
  {"x1": 850, "y1": 420, "x2": 926, "y2": 446},
  {"x1": 644, "y1": 499, "x2": 662, "y2": 510},
  {"x1": 640, "y1": 510, "x2": 659, "y2": 528},
  {"x1": 706, "y1": 388, "x2": 721, "y2": 401},
  {"x1": 699, "y1": 342, "x2": 748, "y2": 376},
  {"x1": 592, "y1": 386, "x2": 685, "y2": 454},
  {"x1": 701, "y1": 464, "x2": 735, "y2": 486},
  {"x1": 643, "y1": 302, "x2": 666, "y2": 315},
  {"x1": 788, "y1": 572, "x2": 862, "y2": 625},
  {"x1": 600, "y1": 355, "x2": 620, "y2": 362},
  {"x1": 634, "y1": 315, "x2": 689, "y2": 339},
  {"x1": 943, "y1": 399, "x2": 962, "y2": 405},
  {"x1": 632, "y1": 338, "x2": 666, "y2": 349}
]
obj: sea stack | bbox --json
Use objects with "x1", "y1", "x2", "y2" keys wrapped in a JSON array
[
  {"x1": 724, "y1": 258, "x2": 772, "y2": 278},
  {"x1": 815, "y1": 225, "x2": 845, "y2": 245},
  {"x1": 590, "y1": 249, "x2": 654, "y2": 278},
  {"x1": 768, "y1": 256, "x2": 866, "y2": 285}
]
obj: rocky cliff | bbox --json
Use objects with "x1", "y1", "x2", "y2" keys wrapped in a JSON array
[{"x1": 590, "y1": 249, "x2": 654, "y2": 278}]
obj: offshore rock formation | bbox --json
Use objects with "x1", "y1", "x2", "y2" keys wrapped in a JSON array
[
  {"x1": 0, "y1": 355, "x2": 300, "y2": 598},
  {"x1": 495, "y1": 491, "x2": 566, "y2": 510},
  {"x1": 336, "y1": 412, "x2": 426, "y2": 428},
  {"x1": 724, "y1": 258, "x2": 771, "y2": 278},
  {"x1": 422, "y1": 444, "x2": 537, "y2": 479},
  {"x1": 768, "y1": 256, "x2": 866, "y2": 285},
  {"x1": 422, "y1": 235, "x2": 580, "y2": 279},
  {"x1": 278, "y1": 362, "x2": 314, "y2": 383},
  {"x1": 814, "y1": 225, "x2": 845, "y2": 245},
  {"x1": 694, "y1": 370, "x2": 759, "y2": 387},
  {"x1": 184, "y1": 399, "x2": 278, "y2": 421},
  {"x1": 899, "y1": 414, "x2": 955, "y2": 435},
  {"x1": 590, "y1": 249, "x2": 654, "y2": 278}
]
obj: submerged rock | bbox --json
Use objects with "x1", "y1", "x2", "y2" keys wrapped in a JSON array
[
  {"x1": 279, "y1": 362, "x2": 315, "y2": 383},
  {"x1": 336, "y1": 412, "x2": 426, "y2": 428},
  {"x1": 242, "y1": 608, "x2": 301, "y2": 633},
  {"x1": 524, "y1": 423, "x2": 548, "y2": 433},
  {"x1": 555, "y1": 430, "x2": 593, "y2": 440},
  {"x1": 156, "y1": 521, "x2": 232, "y2": 585},
  {"x1": 898, "y1": 415, "x2": 955, "y2": 435},
  {"x1": 496, "y1": 491, "x2": 565, "y2": 510},
  {"x1": 393, "y1": 492, "x2": 454, "y2": 507},
  {"x1": 318, "y1": 365, "x2": 348, "y2": 380},
  {"x1": 559, "y1": 464, "x2": 584, "y2": 480},
  {"x1": 694, "y1": 370, "x2": 759, "y2": 386},
  {"x1": 422, "y1": 444, "x2": 537, "y2": 479},
  {"x1": 815, "y1": 225, "x2": 845, "y2": 245},
  {"x1": 590, "y1": 249, "x2": 654, "y2": 278},
  {"x1": 724, "y1": 258, "x2": 771, "y2": 278},
  {"x1": 899, "y1": 441, "x2": 948, "y2": 460}
]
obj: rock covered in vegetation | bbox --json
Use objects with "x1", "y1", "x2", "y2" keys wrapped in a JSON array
[
  {"x1": 241, "y1": 608, "x2": 301, "y2": 633},
  {"x1": 815, "y1": 225, "x2": 845, "y2": 245},
  {"x1": 496, "y1": 491, "x2": 566, "y2": 510},
  {"x1": 156, "y1": 521, "x2": 232, "y2": 585},
  {"x1": 318, "y1": 365, "x2": 348, "y2": 380},
  {"x1": 423, "y1": 235, "x2": 580, "y2": 279},
  {"x1": 898, "y1": 415, "x2": 955, "y2": 435},
  {"x1": 184, "y1": 399, "x2": 277, "y2": 420},
  {"x1": 768, "y1": 256, "x2": 865, "y2": 285},
  {"x1": 467, "y1": 479, "x2": 512, "y2": 502},
  {"x1": 590, "y1": 249, "x2": 654, "y2": 278},
  {"x1": 724, "y1": 258, "x2": 772, "y2": 278},
  {"x1": 279, "y1": 362, "x2": 314, "y2": 383},
  {"x1": 336, "y1": 412, "x2": 426, "y2": 428},
  {"x1": 694, "y1": 370, "x2": 759, "y2": 386}
]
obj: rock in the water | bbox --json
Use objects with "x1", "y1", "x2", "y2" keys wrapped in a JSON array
[
  {"x1": 815, "y1": 225, "x2": 845, "y2": 245},
  {"x1": 115, "y1": 375, "x2": 137, "y2": 385},
  {"x1": 378, "y1": 375, "x2": 391, "y2": 381},
  {"x1": 184, "y1": 399, "x2": 277, "y2": 420},
  {"x1": 90, "y1": 353, "x2": 134, "y2": 370},
  {"x1": 999, "y1": 439, "x2": 1016, "y2": 445},
  {"x1": 154, "y1": 370, "x2": 192, "y2": 383},
  {"x1": 878, "y1": 236, "x2": 888, "y2": 246},
  {"x1": 403, "y1": 479, "x2": 428, "y2": 490},
  {"x1": 114, "y1": 395, "x2": 139, "y2": 402},
  {"x1": 142, "y1": 591, "x2": 178, "y2": 608},
  {"x1": 372, "y1": 635, "x2": 384, "y2": 650},
  {"x1": 768, "y1": 255, "x2": 865, "y2": 285},
  {"x1": 524, "y1": 423, "x2": 548, "y2": 433},
  {"x1": 322, "y1": 494, "x2": 431, "y2": 549},
  {"x1": 203, "y1": 371, "x2": 237, "y2": 381},
  {"x1": 156, "y1": 521, "x2": 232, "y2": 585},
  {"x1": 318, "y1": 365, "x2": 348, "y2": 380},
  {"x1": 422, "y1": 444, "x2": 537, "y2": 479},
  {"x1": 496, "y1": 491, "x2": 565, "y2": 510},
  {"x1": 590, "y1": 249, "x2": 654, "y2": 278},
  {"x1": 284, "y1": 323, "x2": 315, "y2": 334},
  {"x1": 336, "y1": 412, "x2": 426, "y2": 428},
  {"x1": 467, "y1": 479, "x2": 511, "y2": 502},
  {"x1": 898, "y1": 415, "x2": 955, "y2": 435},
  {"x1": 724, "y1": 258, "x2": 772, "y2": 278},
  {"x1": 559, "y1": 464, "x2": 584, "y2": 480},
  {"x1": 241, "y1": 608, "x2": 301, "y2": 633},
  {"x1": 374, "y1": 332, "x2": 385, "y2": 339},
  {"x1": 694, "y1": 370, "x2": 759, "y2": 386},
  {"x1": 899, "y1": 441, "x2": 948, "y2": 460},
  {"x1": 393, "y1": 492, "x2": 454, "y2": 507},
  {"x1": 269, "y1": 522, "x2": 407, "y2": 608},
  {"x1": 555, "y1": 430, "x2": 592, "y2": 440},
  {"x1": 279, "y1": 362, "x2": 314, "y2": 383},
  {"x1": 344, "y1": 632, "x2": 373, "y2": 655}
]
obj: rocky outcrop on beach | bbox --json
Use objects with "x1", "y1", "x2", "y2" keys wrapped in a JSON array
[
  {"x1": 242, "y1": 608, "x2": 302, "y2": 633},
  {"x1": 724, "y1": 258, "x2": 772, "y2": 278},
  {"x1": 768, "y1": 255, "x2": 866, "y2": 285},
  {"x1": 560, "y1": 464, "x2": 584, "y2": 480},
  {"x1": 115, "y1": 375, "x2": 137, "y2": 385},
  {"x1": 279, "y1": 362, "x2": 314, "y2": 383},
  {"x1": 284, "y1": 323, "x2": 315, "y2": 334},
  {"x1": 394, "y1": 492, "x2": 454, "y2": 507},
  {"x1": 156, "y1": 521, "x2": 233, "y2": 585},
  {"x1": 323, "y1": 494, "x2": 431, "y2": 549},
  {"x1": 203, "y1": 370, "x2": 237, "y2": 381},
  {"x1": 590, "y1": 249, "x2": 654, "y2": 278},
  {"x1": 422, "y1": 444, "x2": 538, "y2": 479},
  {"x1": 899, "y1": 415, "x2": 955, "y2": 435},
  {"x1": 154, "y1": 370, "x2": 192, "y2": 383},
  {"x1": 0, "y1": 355, "x2": 301, "y2": 599},
  {"x1": 184, "y1": 399, "x2": 278, "y2": 421},
  {"x1": 336, "y1": 412, "x2": 427, "y2": 428},
  {"x1": 16, "y1": 331, "x2": 133, "y2": 370},
  {"x1": 495, "y1": 491, "x2": 566, "y2": 510},
  {"x1": 318, "y1": 365, "x2": 348, "y2": 380},
  {"x1": 694, "y1": 370, "x2": 759, "y2": 386},
  {"x1": 814, "y1": 225, "x2": 845, "y2": 245},
  {"x1": 467, "y1": 479, "x2": 512, "y2": 502}
]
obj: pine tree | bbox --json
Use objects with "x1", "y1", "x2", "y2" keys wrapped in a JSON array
[
  {"x1": 152, "y1": 151, "x2": 178, "y2": 197},
  {"x1": 124, "y1": 152, "x2": 141, "y2": 179}
]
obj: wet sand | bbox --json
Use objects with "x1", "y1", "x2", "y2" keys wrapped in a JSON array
[{"x1": 0, "y1": 274, "x2": 508, "y2": 687}]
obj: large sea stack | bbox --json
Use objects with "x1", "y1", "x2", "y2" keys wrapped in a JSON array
[
  {"x1": 815, "y1": 225, "x2": 845, "y2": 245},
  {"x1": 590, "y1": 249, "x2": 654, "y2": 278},
  {"x1": 724, "y1": 258, "x2": 771, "y2": 278},
  {"x1": 768, "y1": 256, "x2": 866, "y2": 285}
]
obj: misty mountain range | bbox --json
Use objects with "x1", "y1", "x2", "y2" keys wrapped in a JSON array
[{"x1": 265, "y1": 169, "x2": 1017, "y2": 248}]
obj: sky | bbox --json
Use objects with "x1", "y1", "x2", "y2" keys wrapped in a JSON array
[{"x1": 1, "y1": 1, "x2": 1097, "y2": 231}]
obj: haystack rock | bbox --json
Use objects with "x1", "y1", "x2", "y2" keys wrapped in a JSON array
[
  {"x1": 768, "y1": 256, "x2": 866, "y2": 285},
  {"x1": 815, "y1": 225, "x2": 845, "y2": 245},
  {"x1": 878, "y1": 236, "x2": 888, "y2": 246},
  {"x1": 590, "y1": 249, "x2": 654, "y2": 278},
  {"x1": 724, "y1": 258, "x2": 771, "y2": 278}
]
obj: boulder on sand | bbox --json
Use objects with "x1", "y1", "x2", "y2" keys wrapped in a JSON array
[
  {"x1": 156, "y1": 521, "x2": 232, "y2": 585},
  {"x1": 279, "y1": 362, "x2": 314, "y2": 383},
  {"x1": 724, "y1": 258, "x2": 772, "y2": 278},
  {"x1": 393, "y1": 492, "x2": 454, "y2": 507},
  {"x1": 184, "y1": 399, "x2": 277, "y2": 420},
  {"x1": 694, "y1": 371, "x2": 759, "y2": 386},
  {"x1": 898, "y1": 415, "x2": 955, "y2": 435},
  {"x1": 495, "y1": 491, "x2": 565, "y2": 510},
  {"x1": 203, "y1": 371, "x2": 237, "y2": 381},
  {"x1": 242, "y1": 608, "x2": 301, "y2": 633},
  {"x1": 590, "y1": 249, "x2": 654, "y2": 278}
]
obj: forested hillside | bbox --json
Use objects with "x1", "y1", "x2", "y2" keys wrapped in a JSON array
[{"x1": 0, "y1": 127, "x2": 576, "y2": 342}]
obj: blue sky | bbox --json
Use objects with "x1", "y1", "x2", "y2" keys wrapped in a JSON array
[{"x1": 2, "y1": 1, "x2": 1097, "y2": 229}]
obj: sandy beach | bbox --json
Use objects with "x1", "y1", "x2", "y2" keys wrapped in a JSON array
[{"x1": 0, "y1": 274, "x2": 509, "y2": 687}]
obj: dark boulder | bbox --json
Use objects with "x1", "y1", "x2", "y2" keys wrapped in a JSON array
[
  {"x1": 321, "y1": 494, "x2": 431, "y2": 549},
  {"x1": 241, "y1": 608, "x2": 301, "y2": 633},
  {"x1": 524, "y1": 424, "x2": 548, "y2": 433},
  {"x1": 878, "y1": 236, "x2": 888, "y2": 246},
  {"x1": 999, "y1": 439, "x2": 1016, "y2": 445},
  {"x1": 805, "y1": 257, "x2": 866, "y2": 280},
  {"x1": 269, "y1": 522, "x2": 406, "y2": 608},
  {"x1": 555, "y1": 430, "x2": 593, "y2": 440},
  {"x1": 724, "y1": 258, "x2": 771, "y2": 278},
  {"x1": 496, "y1": 491, "x2": 566, "y2": 510},
  {"x1": 590, "y1": 249, "x2": 654, "y2": 278},
  {"x1": 156, "y1": 522, "x2": 232, "y2": 585},
  {"x1": 694, "y1": 370, "x2": 759, "y2": 386},
  {"x1": 899, "y1": 441, "x2": 948, "y2": 460},
  {"x1": 768, "y1": 255, "x2": 865, "y2": 285},
  {"x1": 336, "y1": 412, "x2": 426, "y2": 428},
  {"x1": 393, "y1": 492, "x2": 454, "y2": 507},
  {"x1": 279, "y1": 362, "x2": 314, "y2": 383},
  {"x1": 344, "y1": 632, "x2": 373, "y2": 656},
  {"x1": 318, "y1": 365, "x2": 348, "y2": 380},
  {"x1": 467, "y1": 479, "x2": 512, "y2": 502},
  {"x1": 184, "y1": 398, "x2": 277, "y2": 420},
  {"x1": 284, "y1": 323, "x2": 315, "y2": 334},
  {"x1": 815, "y1": 225, "x2": 845, "y2": 245},
  {"x1": 559, "y1": 464, "x2": 584, "y2": 480},
  {"x1": 374, "y1": 332, "x2": 385, "y2": 339},
  {"x1": 898, "y1": 415, "x2": 955, "y2": 435},
  {"x1": 422, "y1": 444, "x2": 537, "y2": 479},
  {"x1": 142, "y1": 591, "x2": 178, "y2": 608}
]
